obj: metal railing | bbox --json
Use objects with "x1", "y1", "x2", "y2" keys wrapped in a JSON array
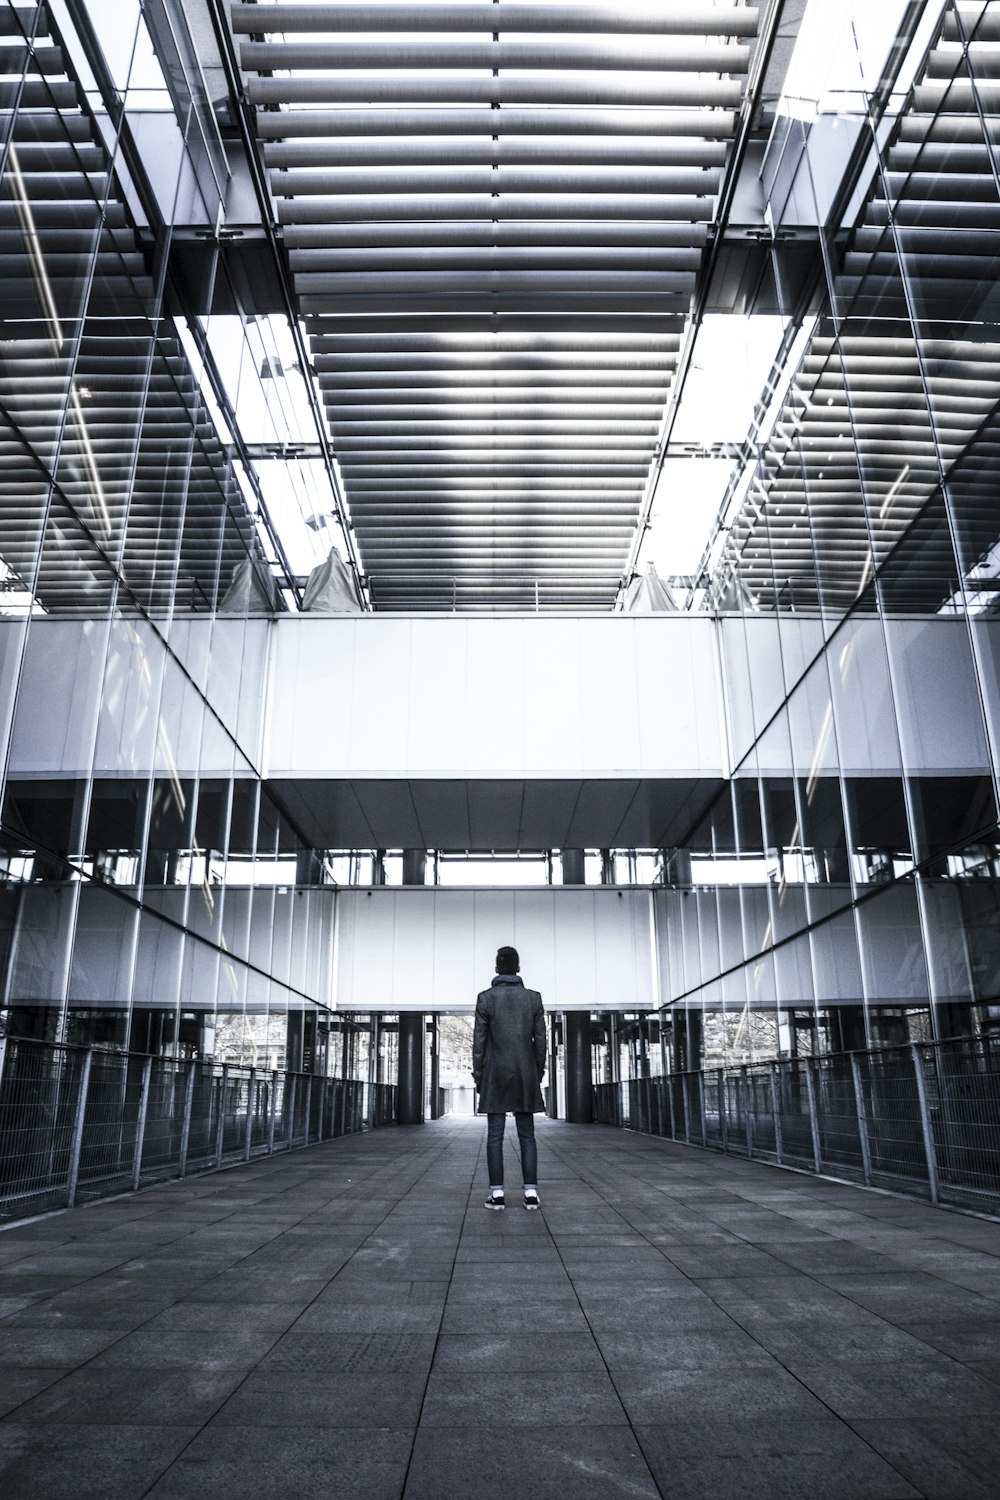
[
  {"x1": 0, "y1": 1035, "x2": 397, "y2": 1225},
  {"x1": 594, "y1": 1035, "x2": 1000, "y2": 1218}
]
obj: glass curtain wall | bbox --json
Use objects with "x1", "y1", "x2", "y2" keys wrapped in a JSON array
[
  {"x1": 663, "y1": 0, "x2": 1000, "y2": 1070},
  {"x1": 0, "y1": 0, "x2": 340, "y2": 1067}
]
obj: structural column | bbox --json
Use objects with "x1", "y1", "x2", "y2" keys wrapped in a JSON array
[
  {"x1": 561, "y1": 848, "x2": 586, "y2": 885},
  {"x1": 397, "y1": 1013, "x2": 425, "y2": 1125},
  {"x1": 672, "y1": 1007, "x2": 703, "y2": 1073},
  {"x1": 564, "y1": 1011, "x2": 593, "y2": 1123},
  {"x1": 397, "y1": 849, "x2": 427, "y2": 1123}
]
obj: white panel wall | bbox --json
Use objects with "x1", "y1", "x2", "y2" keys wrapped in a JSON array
[
  {"x1": 3, "y1": 618, "x2": 269, "y2": 776},
  {"x1": 332, "y1": 886, "x2": 655, "y2": 1011},
  {"x1": 3, "y1": 613, "x2": 990, "y2": 785},
  {"x1": 266, "y1": 616, "x2": 726, "y2": 777},
  {"x1": 721, "y1": 615, "x2": 992, "y2": 775}
]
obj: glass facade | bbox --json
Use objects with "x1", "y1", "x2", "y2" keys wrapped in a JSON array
[
  {"x1": 1, "y1": 1, "x2": 1000, "y2": 1090},
  {"x1": 0, "y1": 0, "x2": 346, "y2": 1065},
  {"x1": 663, "y1": 1, "x2": 1000, "y2": 1068}
]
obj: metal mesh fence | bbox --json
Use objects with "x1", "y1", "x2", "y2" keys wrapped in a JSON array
[
  {"x1": 593, "y1": 1036, "x2": 1000, "y2": 1219},
  {"x1": 0, "y1": 1036, "x2": 397, "y2": 1226}
]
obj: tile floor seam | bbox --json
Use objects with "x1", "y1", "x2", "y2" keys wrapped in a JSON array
[
  {"x1": 4, "y1": 1121, "x2": 1000, "y2": 1498},
  {"x1": 0, "y1": 1144, "x2": 399, "y2": 1424},
  {"x1": 399, "y1": 1126, "x2": 496, "y2": 1499},
  {"x1": 540, "y1": 1131, "x2": 934, "y2": 1500},
  {"x1": 524, "y1": 1133, "x2": 678, "y2": 1500},
  {"x1": 131, "y1": 1128, "x2": 467, "y2": 1500}
]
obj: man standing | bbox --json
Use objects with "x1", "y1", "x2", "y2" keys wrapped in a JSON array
[{"x1": 473, "y1": 945, "x2": 546, "y2": 1211}]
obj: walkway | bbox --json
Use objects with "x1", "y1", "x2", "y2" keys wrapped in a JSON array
[{"x1": 2, "y1": 1118, "x2": 1000, "y2": 1499}]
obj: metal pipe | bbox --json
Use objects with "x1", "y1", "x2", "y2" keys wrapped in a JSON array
[
  {"x1": 265, "y1": 140, "x2": 728, "y2": 169},
  {"x1": 214, "y1": 1064, "x2": 228, "y2": 1168},
  {"x1": 66, "y1": 1050, "x2": 93, "y2": 1210},
  {"x1": 250, "y1": 75, "x2": 744, "y2": 108},
  {"x1": 241, "y1": 40, "x2": 751, "y2": 72},
  {"x1": 257, "y1": 106, "x2": 736, "y2": 138},
  {"x1": 287, "y1": 221, "x2": 706, "y2": 248},
  {"x1": 132, "y1": 1056, "x2": 153, "y2": 1192},
  {"x1": 911, "y1": 1043, "x2": 940, "y2": 1205},
  {"x1": 232, "y1": 4, "x2": 760, "y2": 37},
  {"x1": 244, "y1": 1069, "x2": 256, "y2": 1161},
  {"x1": 850, "y1": 1054, "x2": 873, "y2": 1188},
  {"x1": 279, "y1": 193, "x2": 714, "y2": 222},
  {"x1": 294, "y1": 249, "x2": 701, "y2": 272},
  {"x1": 270, "y1": 166, "x2": 721, "y2": 196}
]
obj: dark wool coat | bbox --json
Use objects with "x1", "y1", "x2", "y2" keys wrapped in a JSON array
[{"x1": 472, "y1": 975, "x2": 546, "y2": 1114}]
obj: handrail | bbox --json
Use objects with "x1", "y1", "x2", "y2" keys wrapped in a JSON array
[
  {"x1": 594, "y1": 1033, "x2": 1000, "y2": 1219},
  {"x1": 0, "y1": 1035, "x2": 397, "y2": 1225}
]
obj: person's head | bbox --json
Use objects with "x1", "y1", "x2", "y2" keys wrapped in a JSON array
[{"x1": 495, "y1": 946, "x2": 520, "y2": 975}]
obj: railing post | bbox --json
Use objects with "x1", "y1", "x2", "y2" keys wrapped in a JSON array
[
  {"x1": 132, "y1": 1056, "x2": 153, "y2": 1192},
  {"x1": 911, "y1": 1043, "x2": 940, "y2": 1205},
  {"x1": 680, "y1": 1072, "x2": 691, "y2": 1143},
  {"x1": 66, "y1": 1048, "x2": 93, "y2": 1209},
  {"x1": 267, "y1": 1070, "x2": 278, "y2": 1154},
  {"x1": 0, "y1": 1033, "x2": 8, "y2": 1095},
  {"x1": 699, "y1": 1073, "x2": 707, "y2": 1146},
  {"x1": 804, "y1": 1058, "x2": 822, "y2": 1175},
  {"x1": 741, "y1": 1066, "x2": 753, "y2": 1159},
  {"x1": 304, "y1": 1075, "x2": 314, "y2": 1143},
  {"x1": 286, "y1": 1074, "x2": 298, "y2": 1148},
  {"x1": 214, "y1": 1063, "x2": 229, "y2": 1168},
  {"x1": 769, "y1": 1063, "x2": 783, "y2": 1165},
  {"x1": 316, "y1": 1077, "x2": 326, "y2": 1143},
  {"x1": 178, "y1": 1061, "x2": 196, "y2": 1177},
  {"x1": 666, "y1": 1073, "x2": 676, "y2": 1139},
  {"x1": 718, "y1": 1070, "x2": 728, "y2": 1152},
  {"x1": 850, "y1": 1053, "x2": 873, "y2": 1187},
  {"x1": 244, "y1": 1069, "x2": 256, "y2": 1161}
]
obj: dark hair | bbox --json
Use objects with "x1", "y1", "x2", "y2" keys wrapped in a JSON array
[{"x1": 495, "y1": 946, "x2": 520, "y2": 975}]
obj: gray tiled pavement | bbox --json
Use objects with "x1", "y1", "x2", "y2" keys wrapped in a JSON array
[{"x1": 2, "y1": 1117, "x2": 1000, "y2": 1498}]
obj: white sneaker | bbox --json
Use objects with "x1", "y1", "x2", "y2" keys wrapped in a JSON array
[
  {"x1": 484, "y1": 1192, "x2": 505, "y2": 1211},
  {"x1": 524, "y1": 1190, "x2": 540, "y2": 1211}
]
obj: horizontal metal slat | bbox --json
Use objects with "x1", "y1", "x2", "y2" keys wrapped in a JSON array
[
  {"x1": 240, "y1": 39, "x2": 752, "y2": 72},
  {"x1": 231, "y1": 4, "x2": 760, "y2": 38}
]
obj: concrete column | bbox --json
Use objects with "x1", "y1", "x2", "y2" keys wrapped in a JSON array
[
  {"x1": 663, "y1": 848, "x2": 692, "y2": 885},
  {"x1": 295, "y1": 849, "x2": 324, "y2": 884},
  {"x1": 560, "y1": 848, "x2": 586, "y2": 885},
  {"x1": 397, "y1": 1013, "x2": 425, "y2": 1124},
  {"x1": 429, "y1": 1014, "x2": 441, "y2": 1119},
  {"x1": 564, "y1": 1011, "x2": 593, "y2": 1123},
  {"x1": 672, "y1": 1008, "x2": 703, "y2": 1073},
  {"x1": 397, "y1": 850, "x2": 427, "y2": 1122}
]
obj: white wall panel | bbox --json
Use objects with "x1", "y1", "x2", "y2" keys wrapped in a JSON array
[
  {"x1": 2, "y1": 619, "x2": 267, "y2": 776},
  {"x1": 885, "y1": 618, "x2": 990, "y2": 773},
  {"x1": 463, "y1": 622, "x2": 526, "y2": 773},
  {"x1": 7, "y1": 615, "x2": 991, "y2": 791},
  {"x1": 407, "y1": 619, "x2": 469, "y2": 773},
  {"x1": 266, "y1": 616, "x2": 725, "y2": 778},
  {"x1": 522, "y1": 618, "x2": 583, "y2": 771},
  {"x1": 333, "y1": 886, "x2": 654, "y2": 1012},
  {"x1": 349, "y1": 618, "x2": 412, "y2": 771},
  {"x1": 7, "y1": 620, "x2": 109, "y2": 774},
  {"x1": 93, "y1": 620, "x2": 164, "y2": 774},
  {"x1": 581, "y1": 619, "x2": 641, "y2": 773}
]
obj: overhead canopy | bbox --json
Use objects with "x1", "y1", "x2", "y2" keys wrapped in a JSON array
[{"x1": 232, "y1": 1, "x2": 761, "y2": 611}]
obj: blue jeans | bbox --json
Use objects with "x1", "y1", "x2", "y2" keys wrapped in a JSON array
[{"x1": 487, "y1": 1112, "x2": 537, "y2": 1187}]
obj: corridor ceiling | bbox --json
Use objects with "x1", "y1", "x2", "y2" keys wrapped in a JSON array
[{"x1": 231, "y1": 1, "x2": 764, "y2": 611}]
